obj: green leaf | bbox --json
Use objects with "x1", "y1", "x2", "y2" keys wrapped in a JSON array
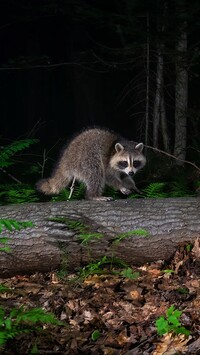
[
  {"x1": 0, "y1": 332, "x2": 7, "y2": 346},
  {"x1": 91, "y1": 330, "x2": 101, "y2": 341},
  {"x1": 0, "y1": 246, "x2": 11, "y2": 252},
  {"x1": 30, "y1": 344, "x2": 39, "y2": 354},
  {"x1": 0, "y1": 237, "x2": 9, "y2": 244},
  {"x1": 156, "y1": 317, "x2": 169, "y2": 335},
  {"x1": 167, "y1": 315, "x2": 181, "y2": 327},
  {"x1": 4, "y1": 318, "x2": 12, "y2": 331},
  {"x1": 0, "y1": 284, "x2": 10, "y2": 293},
  {"x1": 121, "y1": 268, "x2": 140, "y2": 279}
]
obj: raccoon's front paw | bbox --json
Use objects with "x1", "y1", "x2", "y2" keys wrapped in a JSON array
[
  {"x1": 89, "y1": 196, "x2": 114, "y2": 201},
  {"x1": 120, "y1": 187, "x2": 132, "y2": 195}
]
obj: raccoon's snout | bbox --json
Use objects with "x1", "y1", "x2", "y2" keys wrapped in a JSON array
[{"x1": 128, "y1": 171, "x2": 134, "y2": 177}]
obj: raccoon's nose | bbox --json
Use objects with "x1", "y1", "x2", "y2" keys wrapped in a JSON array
[{"x1": 128, "y1": 171, "x2": 134, "y2": 177}]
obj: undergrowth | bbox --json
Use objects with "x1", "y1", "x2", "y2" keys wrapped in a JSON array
[
  {"x1": 0, "y1": 305, "x2": 63, "y2": 348},
  {"x1": 0, "y1": 219, "x2": 64, "y2": 349}
]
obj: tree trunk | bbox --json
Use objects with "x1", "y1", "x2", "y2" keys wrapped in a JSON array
[
  {"x1": 0, "y1": 198, "x2": 200, "y2": 277},
  {"x1": 153, "y1": 44, "x2": 162, "y2": 148},
  {"x1": 153, "y1": 1, "x2": 169, "y2": 151},
  {"x1": 173, "y1": 0, "x2": 188, "y2": 164},
  {"x1": 161, "y1": 88, "x2": 170, "y2": 152}
]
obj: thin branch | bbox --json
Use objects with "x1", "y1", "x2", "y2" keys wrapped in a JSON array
[
  {"x1": 145, "y1": 145, "x2": 200, "y2": 173},
  {"x1": 68, "y1": 177, "x2": 76, "y2": 200},
  {"x1": 0, "y1": 168, "x2": 22, "y2": 184}
]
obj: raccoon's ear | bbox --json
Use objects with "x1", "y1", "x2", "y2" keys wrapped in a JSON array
[
  {"x1": 115, "y1": 143, "x2": 124, "y2": 152},
  {"x1": 135, "y1": 143, "x2": 144, "y2": 153}
]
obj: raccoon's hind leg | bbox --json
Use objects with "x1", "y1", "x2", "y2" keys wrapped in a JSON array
[
  {"x1": 84, "y1": 168, "x2": 113, "y2": 201},
  {"x1": 36, "y1": 173, "x2": 72, "y2": 195}
]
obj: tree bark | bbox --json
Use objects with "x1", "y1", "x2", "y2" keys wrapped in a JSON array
[{"x1": 0, "y1": 198, "x2": 200, "y2": 277}]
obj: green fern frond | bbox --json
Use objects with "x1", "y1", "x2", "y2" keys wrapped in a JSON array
[
  {"x1": 143, "y1": 182, "x2": 167, "y2": 198},
  {"x1": 0, "y1": 219, "x2": 33, "y2": 233},
  {"x1": 0, "y1": 184, "x2": 39, "y2": 205},
  {"x1": 51, "y1": 183, "x2": 85, "y2": 201},
  {"x1": 0, "y1": 305, "x2": 63, "y2": 347},
  {"x1": 169, "y1": 180, "x2": 193, "y2": 197},
  {"x1": 0, "y1": 139, "x2": 38, "y2": 168}
]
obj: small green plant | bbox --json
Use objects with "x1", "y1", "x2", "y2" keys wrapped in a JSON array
[
  {"x1": 114, "y1": 229, "x2": 150, "y2": 243},
  {"x1": 56, "y1": 269, "x2": 68, "y2": 280},
  {"x1": 120, "y1": 267, "x2": 140, "y2": 279},
  {"x1": 0, "y1": 138, "x2": 40, "y2": 205},
  {"x1": 186, "y1": 243, "x2": 192, "y2": 252},
  {"x1": 169, "y1": 179, "x2": 192, "y2": 197},
  {"x1": 163, "y1": 269, "x2": 174, "y2": 275},
  {"x1": 0, "y1": 284, "x2": 11, "y2": 293},
  {"x1": 78, "y1": 256, "x2": 111, "y2": 278},
  {"x1": 91, "y1": 329, "x2": 101, "y2": 341},
  {"x1": 78, "y1": 256, "x2": 129, "y2": 279},
  {"x1": 0, "y1": 139, "x2": 38, "y2": 169},
  {"x1": 30, "y1": 344, "x2": 39, "y2": 354},
  {"x1": 143, "y1": 182, "x2": 167, "y2": 198},
  {"x1": 51, "y1": 183, "x2": 86, "y2": 201},
  {"x1": 0, "y1": 219, "x2": 33, "y2": 232},
  {"x1": 0, "y1": 184, "x2": 40, "y2": 205},
  {"x1": 155, "y1": 305, "x2": 190, "y2": 336},
  {"x1": 48, "y1": 217, "x2": 104, "y2": 245},
  {"x1": 176, "y1": 287, "x2": 189, "y2": 295},
  {"x1": 0, "y1": 306, "x2": 63, "y2": 347}
]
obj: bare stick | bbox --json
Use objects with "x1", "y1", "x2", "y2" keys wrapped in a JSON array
[
  {"x1": 0, "y1": 167, "x2": 22, "y2": 184},
  {"x1": 68, "y1": 177, "x2": 76, "y2": 200},
  {"x1": 146, "y1": 145, "x2": 200, "y2": 173}
]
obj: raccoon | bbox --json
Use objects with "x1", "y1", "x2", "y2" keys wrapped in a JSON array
[{"x1": 36, "y1": 128, "x2": 146, "y2": 201}]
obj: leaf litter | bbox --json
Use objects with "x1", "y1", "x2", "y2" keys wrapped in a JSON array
[{"x1": 1, "y1": 241, "x2": 200, "y2": 354}]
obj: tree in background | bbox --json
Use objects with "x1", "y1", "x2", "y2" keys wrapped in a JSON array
[{"x1": 173, "y1": 0, "x2": 188, "y2": 164}]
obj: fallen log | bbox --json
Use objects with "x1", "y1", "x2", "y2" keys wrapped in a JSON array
[{"x1": 0, "y1": 197, "x2": 200, "y2": 277}]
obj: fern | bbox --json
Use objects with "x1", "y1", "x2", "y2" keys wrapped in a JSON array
[
  {"x1": 0, "y1": 306, "x2": 63, "y2": 347},
  {"x1": 0, "y1": 139, "x2": 38, "y2": 168},
  {"x1": 169, "y1": 180, "x2": 193, "y2": 197},
  {"x1": 0, "y1": 184, "x2": 39, "y2": 205},
  {"x1": 143, "y1": 182, "x2": 167, "y2": 198},
  {"x1": 48, "y1": 217, "x2": 104, "y2": 244},
  {"x1": 0, "y1": 219, "x2": 33, "y2": 233},
  {"x1": 114, "y1": 229, "x2": 150, "y2": 243},
  {"x1": 51, "y1": 183, "x2": 86, "y2": 201}
]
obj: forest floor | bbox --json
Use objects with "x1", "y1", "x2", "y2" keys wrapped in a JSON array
[{"x1": 1, "y1": 242, "x2": 200, "y2": 355}]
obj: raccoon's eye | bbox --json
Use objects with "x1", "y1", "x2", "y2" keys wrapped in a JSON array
[
  {"x1": 133, "y1": 160, "x2": 141, "y2": 168},
  {"x1": 118, "y1": 161, "x2": 128, "y2": 169}
]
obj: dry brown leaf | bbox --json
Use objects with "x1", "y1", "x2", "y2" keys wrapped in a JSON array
[
  {"x1": 153, "y1": 333, "x2": 190, "y2": 355},
  {"x1": 192, "y1": 238, "x2": 200, "y2": 260},
  {"x1": 83, "y1": 310, "x2": 95, "y2": 323},
  {"x1": 50, "y1": 272, "x2": 60, "y2": 284},
  {"x1": 148, "y1": 268, "x2": 162, "y2": 278},
  {"x1": 116, "y1": 329, "x2": 130, "y2": 345}
]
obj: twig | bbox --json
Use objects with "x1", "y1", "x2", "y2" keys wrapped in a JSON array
[
  {"x1": 68, "y1": 177, "x2": 76, "y2": 200},
  {"x1": 0, "y1": 167, "x2": 22, "y2": 184},
  {"x1": 145, "y1": 145, "x2": 200, "y2": 173},
  {"x1": 38, "y1": 149, "x2": 47, "y2": 179}
]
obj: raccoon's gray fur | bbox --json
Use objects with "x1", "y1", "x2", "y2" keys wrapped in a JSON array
[{"x1": 36, "y1": 128, "x2": 146, "y2": 201}]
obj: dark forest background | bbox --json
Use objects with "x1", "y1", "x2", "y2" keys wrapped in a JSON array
[{"x1": 0, "y1": 0, "x2": 200, "y2": 197}]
